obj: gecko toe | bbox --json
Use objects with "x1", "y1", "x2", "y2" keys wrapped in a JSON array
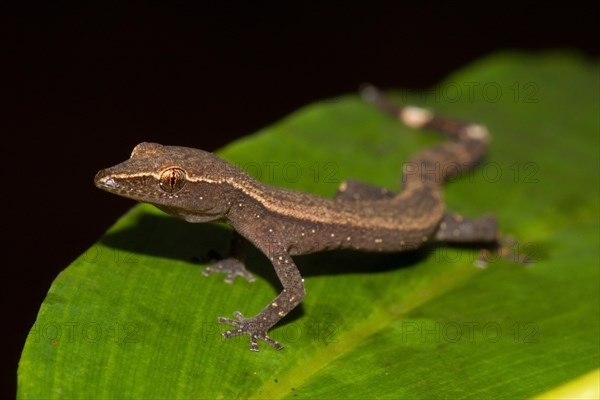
[
  {"x1": 203, "y1": 258, "x2": 256, "y2": 283},
  {"x1": 221, "y1": 328, "x2": 243, "y2": 338},
  {"x1": 218, "y1": 312, "x2": 283, "y2": 351},
  {"x1": 263, "y1": 336, "x2": 284, "y2": 350},
  {"x1": 249, "y1": 336, "x2": 260, "y2": 352}
]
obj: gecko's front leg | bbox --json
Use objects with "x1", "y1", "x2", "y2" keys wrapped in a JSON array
[
  {"x1": 218, "y1": 246, "x2": 305, "y2": 351},
  {"x1": 202, "y1": 232, "x2": 256, "y2": 283}
]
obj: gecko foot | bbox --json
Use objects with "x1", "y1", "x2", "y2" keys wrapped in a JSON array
[
  {"x1": 202, "y1": 258, "x2": 256, "y2": 283},
  {"x1": 475, "y1": 235, "x2": 533, "y2": 267},
  {"x1": 219, "y1": 311, "x2": 283, "y2": 351}
]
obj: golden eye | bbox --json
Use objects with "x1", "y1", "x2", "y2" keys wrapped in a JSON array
[{"x1": 159, "y1": 168, "x2": 186, "y2": 193}]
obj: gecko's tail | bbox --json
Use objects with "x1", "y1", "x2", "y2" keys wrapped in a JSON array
[{"x1": 360, "y1": 84, "x2": 490, "y2": 190}]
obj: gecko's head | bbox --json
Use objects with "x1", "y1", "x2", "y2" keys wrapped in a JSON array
[{"x1": 95, "y1": 142, "x2": 245, "y2": 222}]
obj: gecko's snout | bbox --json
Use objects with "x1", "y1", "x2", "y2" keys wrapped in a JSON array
[{"x1": 94, "y1": 169, "x2": 116, "y2": 190}]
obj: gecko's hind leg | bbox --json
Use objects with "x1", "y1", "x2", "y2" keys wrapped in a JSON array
[
  {"x1": 434, "y1": 213, "x2": 499, "y2": 243},
  {"x1": 434, "y1": 213, "x2": 529, "y2": 265},
  {"x1": 203, "y1": 232, "x2": 256, "y2": 283}
]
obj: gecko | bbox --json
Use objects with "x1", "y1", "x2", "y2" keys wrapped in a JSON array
[{"x1": 94, "y1": 85, "x2": 501, "y2": 351}]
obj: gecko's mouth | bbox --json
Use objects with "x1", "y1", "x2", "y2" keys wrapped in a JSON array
[
  {"x1": 94, "y1": 172, "x2": 119, "y2": 193},
  {"x1": 94, "y1": 172, "x2": 130, "y2": 195},
  {"x1": 94, "y1": 168, "x2": 120, "y2": 188},
  {"x1": 94, "y1": 175, "x2": 116, "y2": 190},
  {"x1": 94, "y1": 170, "x2": 154, "y2": 199}
]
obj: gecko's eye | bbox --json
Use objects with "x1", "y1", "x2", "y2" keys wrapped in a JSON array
[{"x1": 159, "y1": 168, "x2": 187, "y2": 193}]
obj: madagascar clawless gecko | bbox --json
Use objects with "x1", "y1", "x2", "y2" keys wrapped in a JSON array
[{"x1": 95, "y1": 86, "x2": 500, "y2": 351}]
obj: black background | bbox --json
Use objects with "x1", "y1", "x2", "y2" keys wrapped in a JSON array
[{"x1": 3, "y1": 3, "x2": 597, "y2": 397}]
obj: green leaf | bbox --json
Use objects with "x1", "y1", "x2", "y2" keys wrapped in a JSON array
[{"x1": 19, "y1": 52, "x2": 599, "y2": 399}]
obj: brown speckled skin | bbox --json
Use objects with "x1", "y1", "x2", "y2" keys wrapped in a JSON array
[{"x1": 95, "y1": 87, "x2": 498, "y2": 351}]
